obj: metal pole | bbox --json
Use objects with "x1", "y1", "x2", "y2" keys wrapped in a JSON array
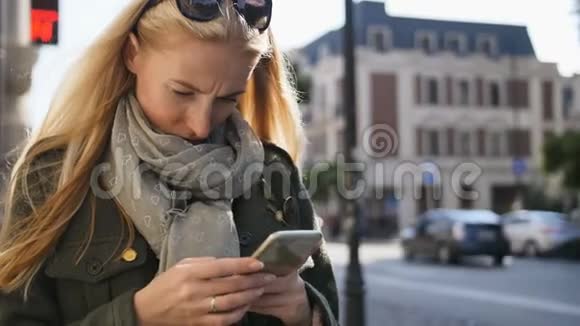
[
  {"x1": 509, "y1": 55, "x2": 524, "y2": 209},
  {"x1": 0, "y1": 0, "x2": 8, "y2": 160},
  {"x1": 0, "y1": 1, "x2": 35, "y2": 193},
  {"x1": 343, "y1": 1, "x2": 365, "y2": 325}
]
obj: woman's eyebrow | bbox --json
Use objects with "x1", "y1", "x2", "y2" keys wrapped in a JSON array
[
  {"x1": 170, "y1": 79, "x2": 203, "y2": 93},
  {"x1": 170, "y1": 79, "x2": 245, "y2": 98}
]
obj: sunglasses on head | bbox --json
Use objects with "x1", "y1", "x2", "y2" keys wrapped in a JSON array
[{"x1": 136, "y1": 0, "x2": 272, "y2": 33}]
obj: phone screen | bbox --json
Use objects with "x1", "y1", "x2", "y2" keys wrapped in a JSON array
[{"x1": 253, "y1": 233, "x2": 322, "y2": 276}]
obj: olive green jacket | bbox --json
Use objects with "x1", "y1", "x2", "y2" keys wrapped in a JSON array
[{"x1": 0, "y1": 143, "x2": 339, "y2": 326}]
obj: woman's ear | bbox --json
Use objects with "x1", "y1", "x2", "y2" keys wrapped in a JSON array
[{"x1": 124, "y1": 33, "x2": 141, "y2": 74}]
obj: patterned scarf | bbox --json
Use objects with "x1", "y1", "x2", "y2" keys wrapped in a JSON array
[{"x1": 100, "y1": 94, "x2": 264, "y2": 274}]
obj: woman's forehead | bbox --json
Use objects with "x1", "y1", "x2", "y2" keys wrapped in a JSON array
[{"x1": 149, "y1": 38, "x2": 260, "y2": 91}]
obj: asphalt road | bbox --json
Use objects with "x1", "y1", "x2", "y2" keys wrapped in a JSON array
[{"x1": 326, "y1": 242, "x2": 580, "y2": 326}]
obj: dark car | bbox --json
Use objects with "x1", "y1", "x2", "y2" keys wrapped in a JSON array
[{"x1": 401, "y1": 209, "x2": 510, "y2": 266}]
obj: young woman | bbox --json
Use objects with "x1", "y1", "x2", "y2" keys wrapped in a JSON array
[{"x1": 0, "y1": 1, "x2": 339, "y2": 325}]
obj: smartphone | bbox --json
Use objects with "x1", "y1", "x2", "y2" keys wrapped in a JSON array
[{"x1": 251, "y1": 230, "x2": 323, "y2": 276}]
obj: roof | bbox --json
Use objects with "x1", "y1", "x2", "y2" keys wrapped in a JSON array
[{"x1": 301, "y1": 1, "x2": 536, "y2": 65}]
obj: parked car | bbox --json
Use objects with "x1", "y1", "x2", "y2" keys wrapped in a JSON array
[
  {"x1": 502, "y1": 210, "x2": 580, "y2": 257},
  {"x1": 401, "y1": 209, "x2": 510, "y2": 266}
]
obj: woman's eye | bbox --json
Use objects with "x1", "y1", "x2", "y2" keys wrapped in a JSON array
[{"x1": 172, "y1": 89, "x2": 194, "y2": 97}]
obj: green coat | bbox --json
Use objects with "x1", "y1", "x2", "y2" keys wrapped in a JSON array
[{"x1": 0, "y1": 143, "x2": 340, "y2": 326}]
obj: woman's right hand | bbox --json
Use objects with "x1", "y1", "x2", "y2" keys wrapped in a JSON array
[{"x1": 133, "y1": 257, "x2": 276, "y2": 326}]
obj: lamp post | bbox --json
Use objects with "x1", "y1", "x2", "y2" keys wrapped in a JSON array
[{"x1": 343, "y1": 1, "x2": 365, "y2": 325}]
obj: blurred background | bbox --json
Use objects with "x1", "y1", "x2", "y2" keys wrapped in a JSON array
[{"x1": 1, "y1": 0, "x2": 580, "y2": 325}]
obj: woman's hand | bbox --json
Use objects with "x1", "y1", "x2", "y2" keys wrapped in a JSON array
[
  {"x1": 248, "y1": 272, "x2": 312, "y2": 326},
  {"x1": 133, "y1": 257, "x2": 276, "y2": 326}
]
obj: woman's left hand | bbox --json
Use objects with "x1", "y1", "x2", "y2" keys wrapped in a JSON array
[{"x1": 248, "y1": 272, "x2": 312, "y2": 326}]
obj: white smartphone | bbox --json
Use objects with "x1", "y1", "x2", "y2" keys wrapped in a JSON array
[{"x1": 251, "y1": 230, "x2": 323, "y2": 276}]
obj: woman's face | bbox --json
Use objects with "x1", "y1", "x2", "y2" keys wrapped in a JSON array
[{"x1": 125, "y1": 34, "x2": 261, "y2": 143}]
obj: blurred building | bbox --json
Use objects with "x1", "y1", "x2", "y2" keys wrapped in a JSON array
[{"x1": 296, "y1": 1, "x2": 580, "y2": 235}]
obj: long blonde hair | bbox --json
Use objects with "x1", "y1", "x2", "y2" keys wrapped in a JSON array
[{"x1": 0, "y1": 0, "x2": 304, "y2": 295}]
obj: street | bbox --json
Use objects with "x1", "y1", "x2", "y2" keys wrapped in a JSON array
[{"x1": 326, "y1": 242, "x2": 580, "y2": 326}]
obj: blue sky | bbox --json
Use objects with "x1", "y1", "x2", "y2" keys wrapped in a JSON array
[{"x1": 28, "y1": 0, "x2": 580, "y2": 129}]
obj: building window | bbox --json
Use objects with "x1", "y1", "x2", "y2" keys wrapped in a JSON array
[
  {"x1": 428, "y1": 79, "x2": 439, "y2": 105},
  {"x1": 563, "y1": 87, "x2": 574, "y2": 118},
  {"x1": 489, "y1": 82, "x2": 501, "y2": 107},
  {"x1": 508, "y1": 79, "x2": 530, "y2": 108},
  {"x1": 458, "y1": 80, "x2": 470, "y2": 106},
  {"x1": 416, "y1": 128, "x2": 424, "y2": 155},
  {"x1": 416, "y1": 31, "x2": 437, "y2": 54},
  {"x1": 542, "y1": 81, "x2": 554, "y2": 121},
  {"x1": 489, "y1": 132, "x2": 503, "y2": 157},
  {"x1": 458, "y1": 131, "x2": 473, "y2": 156},
  {"x1": 427, "y1": 130, "x2": 441, "y2": 156},
  {"x1": 477, "y1": 34, "x2": 498, "y2": 57},
  {"x1": 368, "y1": 26, "x2": 392, "y2": 53},
  {"x1": 477, "y1": 129, "x2": 487, "y2": 156},
  {"x1": 445, "y1": 33, "x2": 467, "y2": 55},
  {"x1": 507, "y1": 129, "x2": 531, "y2": 157},
  {"x1": 415, "y1": 75, "x2": 423, "y2": 104},
  {"x1": 336, "y1": 130, "x2": 345, "y2": 154},
  {"x1": 446, "y1": 128, "x2": 456, "y2": 156}
]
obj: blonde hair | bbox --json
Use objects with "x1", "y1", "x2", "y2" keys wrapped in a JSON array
[{"x1": 0, "y1": 0, "x2": 304, "y2": 295}]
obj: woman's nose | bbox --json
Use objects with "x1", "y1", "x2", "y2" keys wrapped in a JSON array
[{"x1": 185, "y1": 106, "x2": 212, "y2": 141}]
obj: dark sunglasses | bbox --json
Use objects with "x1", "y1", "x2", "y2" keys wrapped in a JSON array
[{"x1": 136, "y1": 0, "x2": 272, "y2": 33}]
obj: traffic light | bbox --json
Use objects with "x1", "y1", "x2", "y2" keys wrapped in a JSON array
[{"x1": 31, "y1": 0, "x2": 59, "y2": 45}]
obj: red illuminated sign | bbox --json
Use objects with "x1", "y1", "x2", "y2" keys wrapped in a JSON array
[{"x1": 31, "y1": 0, "x2": 59, "y2": 45}]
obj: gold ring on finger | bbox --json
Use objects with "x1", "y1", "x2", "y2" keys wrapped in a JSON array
[{"x1": 210, "y1": 296, "x2": 218, "y2": 313}]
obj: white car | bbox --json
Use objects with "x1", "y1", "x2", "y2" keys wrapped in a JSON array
[{"x1": 502, "y1": 210, "x2": 580, "y2": 257}]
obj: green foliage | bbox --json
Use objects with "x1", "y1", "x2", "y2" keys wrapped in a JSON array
[
  {"x1": 523, "y1": 187, "x2": 564, "y2": 212},
  {"x1": 302, "y1": 162, "x2": 338, "y2": 202},
  {"x1": 543, "y1": 131, "x2": 580, "y2": 190}
]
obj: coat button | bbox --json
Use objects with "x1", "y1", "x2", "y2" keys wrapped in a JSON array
[
  {"x1": 122, "y1": 248, "x2": 138, "y2": 262},
  {"x1": 239, "y1": 232, "x2": 253, "y2": 246},
  {"x1": 86, "y1": 258, "x2": 103, "y2": 276}
]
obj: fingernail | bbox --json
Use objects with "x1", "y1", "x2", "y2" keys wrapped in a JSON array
[
  {"x1": 264, "y1": 274, "x2": 276, "y2": 282},
  {"x1": 251, "y1": 261, "x2": 264, "y2": 270}
]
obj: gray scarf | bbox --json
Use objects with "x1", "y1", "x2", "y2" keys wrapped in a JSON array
[{"x1": 101, "y1": 94, "x2": 264, "y2": 274}]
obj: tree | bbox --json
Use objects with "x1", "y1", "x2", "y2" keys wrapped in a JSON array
[
  {"x1": 543, "y1": 131, "x2": 580, "y2": 190},
  {"x1": 302, "y1": 162, "x2": 338, "y2": 202}
]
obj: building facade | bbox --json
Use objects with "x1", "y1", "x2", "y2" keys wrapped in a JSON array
[{"x1": 297, "y1": 1, "x2": 580, "y2": 234}]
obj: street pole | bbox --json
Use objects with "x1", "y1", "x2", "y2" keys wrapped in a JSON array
[
  {"x1": 343, "y1": 1, "x2": 365, "y2": 325},
  {"x1": 0, "y1": 1, "x2": 36, "y2": 206},
  {"x1": 509, "y1": 54, "x2": 524, "y2": 210}
]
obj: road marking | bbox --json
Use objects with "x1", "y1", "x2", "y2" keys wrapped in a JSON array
[{"x1": 367, "y1": 274, "x2": 580, "y2": 317}]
